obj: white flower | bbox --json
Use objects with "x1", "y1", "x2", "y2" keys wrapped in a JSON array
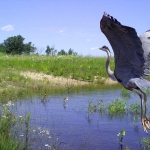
[
  {"x1": 20, "y1": 134, "x2": 24, "y2": 137},
  {"x1": 45, "y1": 144, "x2": 51, "y2": 148},
  {"x1": 46, "y1": 130, "x2": 49, "y2": 135}
]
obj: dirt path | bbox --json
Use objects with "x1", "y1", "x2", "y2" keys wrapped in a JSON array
[
  {"x1": 21, "y1": 71, "x2": 118, "y2": 86},
  {"x1": 21, "y1": 71, "x2": 89, "y2": 86}
]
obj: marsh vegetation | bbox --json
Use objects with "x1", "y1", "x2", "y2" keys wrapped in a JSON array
[
  {"x1": 1, "y1": 54, "x2": 150, "y2": 149},
  {"x1": 0, "y1": 53, "x2": 117, "y2": 102},
  {"x1": 2, "y1": 89, "x2": 150, "y2": 149}
]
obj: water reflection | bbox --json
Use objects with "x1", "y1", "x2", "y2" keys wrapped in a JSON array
[{"x1": 11, "y1": 89, "x2": 150, "y2": 149}]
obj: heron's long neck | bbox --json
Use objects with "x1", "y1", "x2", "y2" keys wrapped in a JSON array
[{"x1": 105, "y1": 50, "x2": 116, "y2": 81}]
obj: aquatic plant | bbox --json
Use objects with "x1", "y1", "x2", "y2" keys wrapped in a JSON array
[
  {"x1": 98, "y1": 99, "x2": 105, "y2": 114},
  {"x1": 86, "y1": 97, "x2": 144, "y2": 118},
  {"x1": 129, "y1": 101, "x2": 141, "y2": 114},
  {"x1": 117, "y1": 129, "x2": 126, "y2": 143},
  {"x1": 121, "y1": 88, "x2": 131, "y2": 99},
  {"x1": 144, "y1": 87, "x2": 150, "y2": 95},
  {"x1": 88, "y1": 100, "x2": 97, "y2": 114},
  {"x1": 117, "y1": 129, "x2": 129, "y2": 150},
  {"x1": 87, "y1": 99, "x2": 106, "y2": 114},
  {"x1": 125, "y1": 146, "x2": 131, "y2": 150},
  {"x1": 140, "y1": 137, "x2": 150, "y2": 149},
  {"x1": 107, "y1": 98, "x2": 127, "y2": 114}
]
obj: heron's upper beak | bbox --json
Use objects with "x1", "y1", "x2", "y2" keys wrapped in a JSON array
[{"x1": 99, "y1": 48, "x2": 103, "y2": 50}]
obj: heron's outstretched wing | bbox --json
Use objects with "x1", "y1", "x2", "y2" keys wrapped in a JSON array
[
  {"x1": 100, "y1": 13, "x2": 145, "y2": 81},
  {"x1": 140, "y1": 30, "x2": 150, "y2": 75}
]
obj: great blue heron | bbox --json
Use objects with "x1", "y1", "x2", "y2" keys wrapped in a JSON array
[{"x1": 99, "y1": 12, "x2": 150, "y2": 133}]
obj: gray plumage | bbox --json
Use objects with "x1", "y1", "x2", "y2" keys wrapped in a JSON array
[
  {"x1": 99, "y1": 13, "x2": 150, "y2": 133},
  {"x1": 100, "y1": 13, "x2": 150, "y2": 90}
]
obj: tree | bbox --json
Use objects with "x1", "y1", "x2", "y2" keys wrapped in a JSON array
[
  {"x1": 57, "y1": 49, "x2": 67, "y2": 55},
  {"x1": 51, "y1": 48, "x2": 57, "y2": 56},
  {"x1": 3, "y1": 35, "x2": 24, "y2": 54},
  {"x1": 45, "y1": 46, "x2": 51, "y2": 55},
  {"x1": 3, "y1": 35, "x2": 36, "y2": 55},
  {"x1": 0, "y1": 44, "x2": 7, "y2": 53},
  {"x1": 24, "y1": 42, "x2": 36, "y2": 54},
  {"x1": 68, "y1": 48, "x2": 77, "y2": 56},
  {"x1": 45, "y1": 46, "x2": 57, "y2": 56}
]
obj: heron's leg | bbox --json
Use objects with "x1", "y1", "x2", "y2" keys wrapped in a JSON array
[
  {"x1": 132, "y1": 89, "x2": 143, "y2": 120},
  {"x1": 133, "y1": 89, "x2": 150, "y2": 133},
  {"x1": 138, "y1": 89, "x2": 147, "y2": 117}
]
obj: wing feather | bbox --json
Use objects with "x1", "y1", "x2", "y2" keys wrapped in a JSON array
[
  {"x1": 140, "y1": 30, "x2": 150, "y2": 75},
  {"x1": 100, "y1": 14, "x2": 145, "y2": 82}
]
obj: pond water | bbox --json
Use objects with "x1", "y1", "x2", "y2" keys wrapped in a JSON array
[{"x1": 12, "y1": 89, "x2": 150, "y2": 150}]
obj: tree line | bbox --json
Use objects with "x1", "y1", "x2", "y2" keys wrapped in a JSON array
[{"x1": 0, "y1": 35, "x2": 78, "y2": 56}]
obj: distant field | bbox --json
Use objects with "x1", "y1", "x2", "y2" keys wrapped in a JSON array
[{"x1": 0, "y1": 54, "x2": 115, "y2": 81}]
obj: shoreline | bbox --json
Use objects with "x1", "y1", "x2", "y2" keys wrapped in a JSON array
[{"x1": 21, "y1": 71, "x2": 118, "y2": 86}]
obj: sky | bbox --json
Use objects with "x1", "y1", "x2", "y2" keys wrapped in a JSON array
[{"x1": 0, "y1": 0, "x2": 150, "y2": 56}]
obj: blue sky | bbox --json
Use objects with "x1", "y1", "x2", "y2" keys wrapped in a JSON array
[{"x1": 0, "y1": 0, "x2": 150, "y2": 56}]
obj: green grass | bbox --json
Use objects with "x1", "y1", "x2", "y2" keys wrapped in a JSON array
[
  {"x1": 0, "y1": 54, "x2": 117, "y2": 102},
  {"x1": 0, "y1": 55, "x2": 115, "y2": 81},
  {"x1": 107, "y1": 98, "x2": 127, "y2": 114},
  {"x1": 0, "y1": 101, "x2": 23, "y2": 150}
]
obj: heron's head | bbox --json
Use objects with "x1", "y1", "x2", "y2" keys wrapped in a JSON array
[{"x1": 99, "y1": 46, "x2": 110, "y2": 53}]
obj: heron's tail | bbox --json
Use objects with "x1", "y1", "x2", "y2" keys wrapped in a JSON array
[{"x1": 134, "y1": 77, "x2": 150, "y2": 90}]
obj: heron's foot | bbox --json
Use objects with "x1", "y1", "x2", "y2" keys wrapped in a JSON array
[{"x1": 142, "y1": 117, "x2": 150, "y2": 133}]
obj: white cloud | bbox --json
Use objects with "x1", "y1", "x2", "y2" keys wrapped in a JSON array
[
  {"x1": 86, "y1": 38, "x2": 91, "y2": 42},
  {"x1": 1, "y1": 24, "x2": 14, "y2": 31},
  {"x1": 59, "y1": 29, "x2": 64, "y2": 33},
  {"x1": 90, "y1": 47, "x2": 98, "y2": 50}
]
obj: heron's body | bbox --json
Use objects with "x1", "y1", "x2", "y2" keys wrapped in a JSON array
[
  {"x1": 100, "y1": 13, "x2": 150, "y2": 132},
  {"x1": 100, "y1": 13, "x2": 150, "y2": 91}
]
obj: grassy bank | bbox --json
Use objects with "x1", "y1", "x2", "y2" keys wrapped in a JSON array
[
  {"x1": 0, "y1": 53, "x2": 117, "y2": 102},
  {"x1": 0, "y1": 54, "x2": 115, "y2": 80}
]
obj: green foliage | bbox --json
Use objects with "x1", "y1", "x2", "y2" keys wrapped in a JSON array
[
  {"x1": 87, "y1": 97, "x2": 142, "y2": 117},
  {"x1": 57, "y1": 48, "x2": 77, "y2": 56},
  {"x1": 68, "y1": 48, "x2": 77, "y2": 56},
  {"x1": 57, "y1": 49, "x2": 67, "y2": 55},
  {"x1": 129, "y1": 101, "x2": 141, "y2": 114},
  {"x1": 24, "y1": 42, "x2": 36, "y2": 54},
  {"x1": 121, "y1": 88, "x2": 131, "y2": 99},
  {"x1": 45, "y1": 45, "x2": 51, "y2": 55},
  {"x1": 107, "y1": 99, "x2": 127, "y2": 114},
  {"x1": 88, "y1": 100, "x2": 98, "y2": 114},
  {"x1": 0, "y1": 101, "x2": 23, "y2": 150},
  {"x1": 45, "y1": 46, "x2": 57, "y2": 56},
  {"x1": 141, "y1": 137, "x2": 150, "y2": 149},
  {"x1": 117, "y1": 129, "x2": 126, "y2": 142},
  {"x1": 0, "y1": 55, "x2": 112, "y2": 81},
  {"x1": 0, "y1": 44, "x2": 7, "y2": 53},
  {"x1": 2, "y1": 35, "x2": 36, "y2": 55},
  {"x1": 0, "y1": 54, "x2": 117, "y2": 102},
  {"x1": 88, "y1": 99, "x2": 106, "y2": 114}
]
